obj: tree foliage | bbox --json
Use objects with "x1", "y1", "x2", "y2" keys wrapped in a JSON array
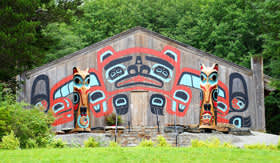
[
  {"x1": 0, "y1": 84, "x2": 54, "y2": 148},
  {"x1": 0, "y1": 0, "x2": 82, "y2": 81}
]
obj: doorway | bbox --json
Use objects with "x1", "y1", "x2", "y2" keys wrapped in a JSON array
[{"x1": 130, "y1": 91, "x2": 149, "y2": 127}]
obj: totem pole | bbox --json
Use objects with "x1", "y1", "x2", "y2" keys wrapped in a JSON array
[
  {"x1": 72, "y1": 67, "x2": 91, "y2": 132},
  {"x1": 199, "y1": 64, "x2": 218, "y2": 129}
]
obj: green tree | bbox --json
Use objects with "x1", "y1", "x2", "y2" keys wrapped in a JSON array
[{"x1": 0, "y1": 0, "x2": 83, "y2": 81}]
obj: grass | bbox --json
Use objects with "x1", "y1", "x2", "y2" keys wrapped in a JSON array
[{"x1": 1, "y1": 147, "x2": 280, "y2": 162}]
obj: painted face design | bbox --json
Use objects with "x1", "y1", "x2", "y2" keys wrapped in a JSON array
[
  {"x1": 199, "y1": 63, "x2": 218, "y2": 129},
  {"x1": 34, "y1": 45, "x2": 250, "y2": 129},
  {"x1": 100, "y1": 48, "x2": 176, "y2": 90},
  {"x1": 97, "y1": 46, "x2": 192, "y2": 117}
]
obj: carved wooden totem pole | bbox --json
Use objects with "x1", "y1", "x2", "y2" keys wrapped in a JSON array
[
  {"x1": 199, "y1": 64, "x2": 218, "y2": 129},
  {"x1": 73, "y1": 67, "x2": 91, "y2": 132}
]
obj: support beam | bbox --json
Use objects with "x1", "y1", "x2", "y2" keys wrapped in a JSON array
[{"x1": 251, "y1": 56, "x2": 265, "y2": 131}]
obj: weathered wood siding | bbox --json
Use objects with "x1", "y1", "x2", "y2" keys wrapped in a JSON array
[{"x1": 18, "y1": 27, "x2": 265, "y2": 131}]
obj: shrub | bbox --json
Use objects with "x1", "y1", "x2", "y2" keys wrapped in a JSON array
[
  {"x1": 207, "y1": 138, "x2": 220, "y2": 148},
  {"x1": 0, "y1": 131, "x2": 20, "y2": 150},
  {"x1": 267, "y1": 144, "x2": 277, "y2": 151},
  {"x1": 0, "y1": 83, "x2": 55, "y2": 149},
  {"x1": 105, "y1": 113, "x2": 122, "y2": 126},
  {"x1": 0, "y1": 102, "x2": 54, "y2": 148},
  {"x1": 109, "y1": 141, "x2": 120, "y2": 147},
  {"x1": 244, "y1": 143, "x2": 267, "y2": 150},
  {"x1": 191, "y1": 138, "x2": 233, "y2": 148},
  {"x1": 222, "y1": 142, "x2": 234, "y2": 148},
  {"x1": 84, "y1": 137, "x2": 100, "y2": 148},
  {"x1": 0, "y1": 83, "x2": 13, "y2": 139},
  {"x1": 191, "y1": 139, "x2": 207, "y2": 148},
  {"x1": 277, "y1": 138, "x2": 280, "y2": 150},
  {"x1": 48, "y1": 138, "x2": 66, "y2": 148},
  {"x1": 25, "y1": 138, "x2": 38, "y2": 149},
  {"x1": 156, "y1": 135, "x2": 170, "y2": 147},
  {"x1": 244, "y1": 143, "x2": 278, "y2": 150},
  {"x1": 139, "y1": 139, "x2": 155, "y2": 147}
]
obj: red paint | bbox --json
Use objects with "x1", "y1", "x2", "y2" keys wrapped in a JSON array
[
  {"x1": 51, "y1": 98, "x2": 73, "y2": 126},
  {"x1": 214, "y1": 64, "x2": 219, "y2": 71},
  {"x1": 48, "y1": 45, "x2": 231, "y2": 126},
  {"x1": 232, "y1": 98, "x2": 240, "y2": 110},
  {"x1": 217, "y1": 80, "x2": 229, "y2": 116}
]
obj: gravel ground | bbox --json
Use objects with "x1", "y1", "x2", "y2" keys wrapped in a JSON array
[
  {"x1": 233, "y1": 131, "x2": 279, "y2": 147},
  {"x1": 178, "y1": 131, "x2": 279, "y2": 147}
]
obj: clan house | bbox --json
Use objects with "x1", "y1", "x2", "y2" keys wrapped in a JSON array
[{"x1": 17, "y1": 27, "x2": 270, "y2": 132}]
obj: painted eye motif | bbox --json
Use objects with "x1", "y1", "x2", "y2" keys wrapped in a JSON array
[
  {"x1": 75, "y1": 78, "x2": 81, "y2": 84},
  {"x1": 200, "y1": 75, "x2": 205, "y2": 81},
  {"x1": 210, "y1": 74, "x2": 216, "y2": 81},
  {"x1": 108, "y1": 66, "x2": 124, "y2": 80},
  {"x1": 154, "y1": 66, "x2": 170, "y2": 79},
  {"x1": 208, "y1": 72, "x2": 218, "y2": 84},
  {"x1": 85, "y1": 76, "x2": 90, "y2": 86},
  {"x1": 74, "y1": 76, "x2": 83, "y2": 88},
  {"x1": 200, "y1": 73, "x2": 207, "y2": 83}
]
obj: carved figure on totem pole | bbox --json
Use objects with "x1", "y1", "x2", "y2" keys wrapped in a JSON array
[
  {"x1": 72, "y1": 67, "x2": 91, "y2": 132},
  {"x1": 199, "y1": 63, "x2": 218, "y2": 129}
]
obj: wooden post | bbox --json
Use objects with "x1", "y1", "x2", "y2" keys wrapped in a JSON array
[{"x1": 251, "y1": 56, "x2": 265, "y2": 131}]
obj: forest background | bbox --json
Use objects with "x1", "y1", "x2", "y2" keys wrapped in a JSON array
[{"x1": 0, "y1": 0, "x2": 279, "y2": 134}]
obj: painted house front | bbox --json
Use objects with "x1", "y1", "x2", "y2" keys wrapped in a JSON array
[{"x1": 17, "y1": 27, "x2": 268, "y2": 131}]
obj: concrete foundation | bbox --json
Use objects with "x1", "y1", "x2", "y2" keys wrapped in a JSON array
[{"x1": 55, "y1": 128, "x2": 279, "y2": 148}]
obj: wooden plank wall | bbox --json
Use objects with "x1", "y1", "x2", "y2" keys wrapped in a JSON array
[{"x1": 19, "y1": 29, "x2": 265, "y2": 131}]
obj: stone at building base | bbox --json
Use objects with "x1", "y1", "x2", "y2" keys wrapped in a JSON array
[
  {"x1": 105, "y1": 126, "x2": 125, "y2": 135},
  {"x1": 56, "y1": 133, "x2": 111, "y2": 147},
  {"x1": 104, "y1": 126, "x2": 125, "y2": 131},
  {"x1": 90, "y1": 127, "x2": 105, "y2": 133},
  {"x1": 164, "y1": 126, "x2": 184, "y2": 134},
  {"x1": 184, "y1": 123, "x2": 250, "y2": 135},
  {"x1": 229, "y1": 128, "x2": 251, "y2": 136},
  {"x1": 55, "y1": 128, "x2": 279, "y2": 148}
]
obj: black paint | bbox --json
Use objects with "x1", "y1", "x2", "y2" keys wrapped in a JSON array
[
  {"x1": 104, "y1": 56, "x2": 133, "y2": 70},
  {"x1": 229, "y1": 73, "x2": 249, "y2": 112},
  {"x1": 145, "y1": 56, "x2": 174, "y2": 70},
  {"x1": 30, "y1": 74, "x2": 50, "y2": 112},
  {"x1": 113, "y1": 94, "x2": 129, "y2": 115},
  {"x1": 150, "y1": 94, "x2": 165, "y2": 115},
  {"x1": 229, "y1": 115, "x2": 251, "y2": 128}
]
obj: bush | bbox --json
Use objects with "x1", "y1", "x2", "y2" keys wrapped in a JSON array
[
  {"x1": 109, "y1": 141, "x2": 120, "y2": 147},
  {"x1": 0, "y1": 82, "x2": 55, "y2": 149},
  {"x1": 191, "y1": 138, "x2": 233, "y2": 148},
  {"x1": 0, "y1": 131, "x2": 20, "y2": 150},
  {"x1": 222, "y1": 142, "x2": 234, "y2": 148},
  {"x1": 207, "y1": 138, "x2": 220, "y2": 148},
  {"x1": 156, "y1": 135, "x2": 170, "y2": 147},
  {"x1": 48, "y1": 138, "x2": 66, "y2": 148},
  {"x1": 0, "y1": 101, "x2": 54, "y2": 148},
  {"x1": 105, "y1": 113, "x2": 122, "y2": 126},
  {"x1": 191, "y1": 139, "x2": 206, "y2": 148},
  {"x1": 277, "y1": 138, "x2": 280, "y2": 150},
  {"x1": 25, "y1": 138, "x2": 38, "y2": 149},
  {"x1": 139, "y1": 139, "x2": 155, "y2": 147},
  {"x1": 244, "y1": 143, "x2": 277, "y2": 151},
  {"x1": 84, "y1": 137, "x2": 100, "y2": 148}
]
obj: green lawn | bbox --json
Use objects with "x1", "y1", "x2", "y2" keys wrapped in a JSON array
[{"x1": 1, "y1": 147, "x2": 279, "y2": 162}]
